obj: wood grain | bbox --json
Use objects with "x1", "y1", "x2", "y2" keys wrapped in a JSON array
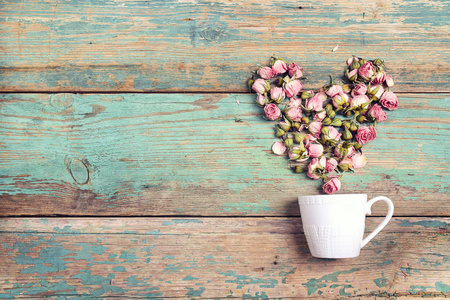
[
  {"x1": 1, "y1": 93, "x2": 449, "y2": 216},
  {"x1": 0, "y1": 217, "x2": 448, "y2": 298},
  {"x1": 0, "y1": 0, "x2": 448, "y2": 93}
]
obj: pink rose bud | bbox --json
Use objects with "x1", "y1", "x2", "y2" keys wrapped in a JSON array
[
  {"x1": 252, "y1": 78, "x2": 270, "y2": 94},
  {"x1": 288, "y1": 62, "x2": 303, "y2": 79},
  {"x1": 305, "y1": 92, "x2": 327, "y2": 111},
  {"x1": 351, "y1": 83, "x2": 368, "y2": 97},
  {"x1": 323, "y1": 177, "x2": 341, "y2": 194},
  {"x1": 306, "y1": 143, "x2": 324, "y2": 158},
  {"x1": 288, "y1": 97, "x2": 302, "y2": 107},
  {"x1": 259, "y1": 66, "x2": 275, "y2": 80},
  {"x1": 326, "y1": 126, "x2": 342, "y2": 141},
  {"x1": 264, "y1": 103, "x2": 282, "y2": 120},
  {"x1": 306, "y1": 133, "x2": 318, "y2": 144},
  {"x1": 326, "y1": 85, "x2": 344, "y2": 97},
  {"x1": 346, "y1": 69, "x2": 358, "y2": 81},
  {"x1": 332, "y1": 93, "x2": 349, "y2": 108},
  {"x1": 272, "y1": 141, "x2": 286, "y2": 155},
  {"x1": 314, "y1": 111, "x2": 327, "y2": 121},
  {"x1": 380, "y1": 91, "x2": 399, "y2": 110},
  {"x1": 255, "y1": 93, "x2": 267, "y2": 106},
  {"x1": 356, "y1": 126, "x2": 377, "y2": 145},
  {"x1": 284, "y1": 80, "x2": 303, "y2": 98},
  {"x1": 368, "y1": 84, "x2": 385, "y2": 99},
  {"x1": 347, "y1": 56, "x2": 359, "y2": 66},
  {"x1": 270, "y1": 86, "x2": 285, "y2": 103},
  {"x1": 351, "y1": 153, "x2": 367, "y2": 169},
  {"x1": 371, "y1": 72, "x2": 386, "y2": 85},
  {"x1": 286, "y1": 106, "x2": 302, "y2": 122},
  {"x1": 358, "y1": 61, "x2": 375, "y2": 81},
  {"x1": 349, "y1": 94, "x2": 370, "y2": 108},
  {"x1": 368, "y1": 104, "x2": 387, "y2": 122},
  {"x1": 325, "y1": 158, "x2": 338, "y2": 173},
  {"x1": 271, "y1": 59, "x2": 288, "y2": 75},
  {"x1": 307, "y1": 157, "x2": 326, "y2": 180},
  {"x1": 279, "y1": 120, "x2": 291, "y2": 131},
  {"x1": 334, "y1": 144, "x2": 355, "y2": 158},
  {"x1": 308, "y1": 120, "x2": 322, "y2": 137},
  {"x1": 301, "y1": 90, "x2": 315, "y2": 100},
  {"x1": 385, "y1": 75, "x2": 394, "y2": 87}
]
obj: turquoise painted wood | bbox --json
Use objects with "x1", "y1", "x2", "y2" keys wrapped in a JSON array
[
  {"x1": 1, "y1": 217, "x2": 449, "y2": 298},
  {"x1": 0, "y1": 0, "x2": 449, "y2": 92},
  {"x1": 1, "y1": 93, "x2": 449, "y2": 216}
]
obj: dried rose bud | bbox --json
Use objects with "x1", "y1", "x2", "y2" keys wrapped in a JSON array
[
  {"x1": 284, "y1": 138, "x2": 293, "y2": 148},
  {"x1": 294, "y1": 132, "x2": 306, "y2": 143},
  {"x1": 301, "y1": 90, "x2": 315, "y2": 100},
  {"x1": 327, "y1": 110, "x2": 336, "y2": 119},
  {"x1": 342, "y1": 84, "x2": 352, "y2": 93},
  {"x1": 321, "y1": 126, "x2": 330, "y2": 136},
  {"x1": 292, "y1": 122, "x2": 300, "y2": 129},
  {"x1": 288, "y1": 62, "x2": 303, "y2": 79},
  {"x1": 255, "y1": 93, "x2": 268, "y2": 106},
  {"x1": 330, "y1": 118, "x2": 342, "y2": 127},
  {"x1": 276, "y1": 126, "x2": 286, "y2": 137},
  {"x1": 358, "y1": 61, "x2": 374, "y2": 81},
  {"x1": 332, "y1": 93, "x2": 349, "y2": 109},
  {"x1": 342, "y1": 121, "x2": 351, "y2": 129},
  {"x1": 343, "y1": 126, "x2": 353, "y2": 140},
  {"x1": 385, "y1": 75, "x2": 394, "y2": 87},
  {"x1": 367, "y1": 84, "x2": 385, "y2": 99},
  {"x1": 367, "y1": 104, "x2": 387, "y2": 122},
  {"x1": 326, "y1": 85, "x2": 344, "y2": 98},
  {"x1": 380, "y1": 91, "x2": 399, "y2": 110},
  {"x1": 307, "y1": 143, "x2": 324, "y2": 158},
  {"x1": 322, "y1": 117, "x2": 332, "y2": 126},
  {"x1": 271, "y1": 59, "x2": 288, "y2": 75},
  {"x1": 301, "y1": 116, "x2": 310, "y2": 125},
  {"x1": 270, "y1": 86, "x2": 286, "y2": 103},
  {"x1": 323, "y1": 177, "x2": 341, "y2": 194},
  {"x1": 294, "y1": 166, "x2": 305, "y2": 173},
  {"x1": 305, "y1": 92, "x2": 327, "y2": 111},
  {"x1": 286, "y1": 106, "x2": 303, "y2": 122},
  {"x1": 357, "y1": 115, "x2": 367, "y2": 123},
  {"x1": 252, "y1": 78, "x2": 270, "y2": 94},
  {"x1": 258, "y1": 66, "x2": 275, "y2": 80},
  {"x1": 371, "y1": 72, "x2": 386, "y2": 85},
  {"x1": 279, "y1": 120, "x2": 291, "y2": 131},
  {"x1": 284, "y1": 80, "x2": 303, "y2": 98},
  {"x1": 346, "y1": 69, "x2": 358, "y2": 81},
  {"x1": 264, "y1": 103, "x2": 281, "y2": 120},
  {"x1": 350, "y1": 122, "x2": 358, "y2": 132},
  {"x1": 355, "y1": 126, "x2": 377, "y2": 145},
  {"x1": 338, "y1": 162, "x2": 351, "y2": 172},
  {"x1": 351, "y1": 83, "x2": 368, "y2": 97}
]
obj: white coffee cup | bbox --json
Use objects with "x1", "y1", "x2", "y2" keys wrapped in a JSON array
[{"x1": 298, "y1": 194, "x2": 394, "y2": 259}]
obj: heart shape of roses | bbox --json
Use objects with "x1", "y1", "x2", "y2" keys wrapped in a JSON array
[{"x1": 248, "y1": 57, "x2": 399, "y2": 194}]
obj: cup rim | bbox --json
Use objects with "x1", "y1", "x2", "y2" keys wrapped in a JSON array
[{"x1": 298, "y1": 193, "x2": 367, "y2": 200}]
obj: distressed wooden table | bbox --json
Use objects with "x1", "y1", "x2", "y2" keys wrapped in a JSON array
[{"x1": 1, "y1": 0, "x2": 449, "y2": 298}]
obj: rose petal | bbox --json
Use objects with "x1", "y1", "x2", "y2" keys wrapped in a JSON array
[
  {"x1": 236, "y1": 100, "x2": 240, "y2": 105},
  {"x1": 272, "y1": 141, "x2": 286, "y2": 155},
  {"x1": 332, "y1": 45, "x2": 339, "y2": 52}
]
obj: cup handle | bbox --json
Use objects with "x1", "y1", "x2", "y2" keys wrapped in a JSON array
[{"x1": 361, "y1": 196, "x2": 394, "y2": 248}]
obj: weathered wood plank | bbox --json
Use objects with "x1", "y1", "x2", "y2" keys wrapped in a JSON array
[
  {"x1": 1, "y1": 93, "x2": 449, "y2": 216},
  {"x1": 0, "y1": 0, "x2": 448, "y2": 92},
  {"x1": 0, "y1": 217, "x2": 448, "y2": 298}
]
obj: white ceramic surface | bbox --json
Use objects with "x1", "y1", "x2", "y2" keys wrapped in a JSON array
[{"x1": 298, "y1": 194, "x2": 394, "y2": 259}]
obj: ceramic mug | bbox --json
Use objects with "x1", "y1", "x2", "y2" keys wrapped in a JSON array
[{"x1": 298, "y1": 194, "x2": 394, "y2": 259}]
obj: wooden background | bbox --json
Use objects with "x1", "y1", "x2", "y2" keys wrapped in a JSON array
[{"x1": 1, "y1": 0, "x2": 449, "y2": 298}]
